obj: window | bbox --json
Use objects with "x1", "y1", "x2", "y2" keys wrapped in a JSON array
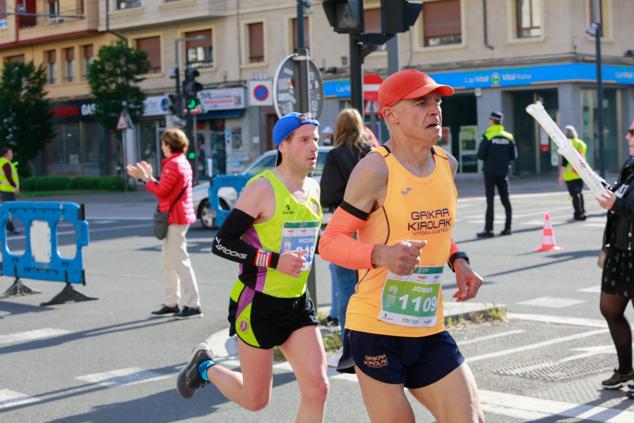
[
  {"x1": 185, "y1": 30, "x2": 213, "y2": 68},
  {"x1": 247, "y1": 22, "x2": 264, "y2": 63},
  {"x1": 4, "y1": 55, "x2": 25, "y2": 63},
  {"x1": 515, "y1": 0, "x2": 541, "y2": 38},
  {"x1": 117, "y1": 0, "x2": 141, "y2": 10},
  {"x1": 82, "y1": 44, "x2": 93, "y2": 79},
  {"x1": 0, "y1": 0, "x2": 8, "y2": 29},
  {"x1": 45, "y1": 50, "x2": 56, "y2": 84},
  {"x1": 63, "y1": 47, "x2": 75, "y2": 82},
  {"x1": 18, "y1": 0, "x2": 36, "y2": 28},
  {"x1": 48, "y1": 0, "x2": 60, "y2": 17},
  {"x1": 291, "y1": 17, "x2": 309, "y2": 51},
  {"x1": 136, "y1": 36, "x2": 161, "y2": 73},
  {"x1": 421, "y1": 0, "x2": 462, "y2": 47}
]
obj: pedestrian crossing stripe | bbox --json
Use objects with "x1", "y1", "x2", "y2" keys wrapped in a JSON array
[
  {"x1": 0, "y1": 328, "x2": 70, "y2": 345},
  {"x1": 0, "y1": 389, "x2": 40, "y2": 410},
  {"x1": 76, "y1": 367, "x2": 171, "y2": 387},
  {"x1": 517, "y1": 297, "x2": 585, "y2": 308}
]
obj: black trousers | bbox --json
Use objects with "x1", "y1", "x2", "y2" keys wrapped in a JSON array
[
  {"x1": 484, "y1": 174, "x2": 511, "y2": 232},
  {"x1": 1, "y1": 191, "x2": 16, "y2": 231},
  {"x1": 565, "y1": 179, "x2": 585, "y2": 218}
]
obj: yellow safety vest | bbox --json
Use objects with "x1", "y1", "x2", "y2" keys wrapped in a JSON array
[
  {"x1": 562, "y1": 138, "x2": 587, "y2": 182},
  {"x1": 0, "y1": 157, "x2": 19, "y2": 193}
]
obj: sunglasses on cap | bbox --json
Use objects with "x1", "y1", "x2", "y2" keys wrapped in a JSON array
[{"x1": 297, "y1": 112, "x2": 316, "y2": 122}]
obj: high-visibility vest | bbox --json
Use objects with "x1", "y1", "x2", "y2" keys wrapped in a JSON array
[
  {"x1": 562, "y1": 138, "x2": 587, "y2": 182},
  {"x1": 0, "y1": 157, "x2": 19, "y2": 193}
]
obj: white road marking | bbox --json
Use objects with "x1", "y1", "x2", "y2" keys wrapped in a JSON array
[
  {"x1": 467, "y1": 328, "x2": 608, "y2": 363},
  {"x1": 0, "y1": 328, "x2": 70, "y2": 345},
  {"x1": 76, "y1": 367, "x2": 171, "y2": 387},
  {"x1": 0, "y1": 389, "x2": 40, "y2": 410},
  {"x1": 579, "y1": 285, "x2": 601, "y2": 293},
  {"x1": 6, "y1": 223, "x2": 153, "y2": 240},
  {"x1": 479, "y1": 389, "x2": 634, "y2": 422},
  {"x1": 509, "y1": 312, "x2": 607, "y2": 328},
  {"x1": 456, "y1": 330, "x2": 525, "y2": 346},
  {"x1": 517, "y1": 297, "x2": 585, "y2": 308}
]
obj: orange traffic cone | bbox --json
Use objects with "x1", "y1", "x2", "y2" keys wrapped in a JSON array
[{"x1": 535, "y1": 212, "x2": 562, "y2": 252}]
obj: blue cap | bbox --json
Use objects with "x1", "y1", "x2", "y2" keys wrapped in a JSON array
[{"x1": 272, "y1": 112, "x2": 320, "y2": 147}]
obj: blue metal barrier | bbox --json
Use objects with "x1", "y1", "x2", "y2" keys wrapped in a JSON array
[
  {"x1": 209, "y1": 175, "x2": 251, "y2": 227},
  {"x1": 0, "y1": 201, "x2": 95, "y2": 306}
]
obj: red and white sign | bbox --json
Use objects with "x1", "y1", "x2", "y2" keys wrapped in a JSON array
[
  {"x1": 116, "y1": 112, "x2": 129, "y2": 131},
  {"x1": 363, "y1": 73, "x2": 383, "y2": 103}
]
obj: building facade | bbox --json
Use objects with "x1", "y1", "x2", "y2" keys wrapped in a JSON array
[{"x1": 1, "y1": 0, "x2": 633, "y2": 177}]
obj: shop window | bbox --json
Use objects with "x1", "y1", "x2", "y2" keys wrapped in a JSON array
[
  {"x1": 514, "y1": 0, "x2": 541, "y2": 38},
  {"x1": 4, "y1": 55, "x2": 25, "y2": 63},
  {"x1": 63, "y1": 47, "x2": 75, "y2": 82},
  {"x1": 185, "y1": 29, "x2": 213, "y2": 68},
  {"x1": 82, "y1": 44, "x2": 93, "y2": 79},
  {"x1": 45, "y1": 50, "x2": 56, "y2": 84},
  {"x1": 136, "y1": 36, "x2": 161, "y2": 73},
  {"x1": 588, "y1": 0, "x2": 610, "y2": 38},
  {"x1": 247, "y1": 22, "x2": 264, "y2": 63},
  {"x1": 291, "y1": 16, "x2": 309, "y2": 51},
  {"x1": 421, "y1": 0, "x2": 462, "y2": 47},
  {"x1": 52, "y1": 122, "x2": 81, "y2": 169},
  {"x1": 117, "y1": 0, "x2": 141, "y2": 9}
]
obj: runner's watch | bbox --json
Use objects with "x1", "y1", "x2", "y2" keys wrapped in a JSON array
[{"x1": 448, "y1": 252, "x2": 470, "y2": 272}]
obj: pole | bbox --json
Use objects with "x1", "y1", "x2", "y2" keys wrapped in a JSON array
[
  {"x1": 387, "y1": 35, "x2": 399, "y2": 75},
  {"x1": 174, "y1": 40, "x2": 182, "y2": 121},
  {"x1": 296, "y1": 1, "x2": 310, "y2": 113},
  {"x1": 595, "y1": 24, "x2": 605, "y2": 177},
  {"x1": 122, "y1": 130, "x2": 128, "y2": 192},
  {"x1": 349, "y1": 35, "x2": 363, "y2": 115}
]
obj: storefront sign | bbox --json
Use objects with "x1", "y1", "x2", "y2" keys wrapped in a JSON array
[
  {"x1": 51, "y1": 99, "x2": 96, "y2": 122},
  {"x1": 198, "y1": 88, "x2": 245, "y2": 112},
  {"x1": 143, "y1": 95, "x2": 169, "y2": 116},
  {"x1": 323, "y1": 63, "x2": 634, "y2": 97}
]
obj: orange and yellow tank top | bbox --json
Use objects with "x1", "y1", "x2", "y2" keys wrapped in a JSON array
[{"x1": 346, "y1": 145, "x2": 457, "y2": 337}]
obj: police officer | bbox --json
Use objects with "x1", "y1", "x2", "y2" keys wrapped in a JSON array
[
  {"x1": 476, "y1": 111, "x2": 517, "y2": 238},
  {"x1": 0, "y1": 147, "x2": 19, "y2": 234},
  {"x1": 559, "y1": 125, "x2": 587, "y2": 221}
]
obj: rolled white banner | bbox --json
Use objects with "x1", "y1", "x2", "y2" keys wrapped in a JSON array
[{"x1": 525, "y1": 102, "x2": 608, "y2": 197}]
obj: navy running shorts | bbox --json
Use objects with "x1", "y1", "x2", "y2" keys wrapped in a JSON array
[
  {"x1": 228, "y1": 285, "x2": 318, "y2": 349},
  {"x1": 337, "y1": 329, "x2": 464, "y2": 389}
]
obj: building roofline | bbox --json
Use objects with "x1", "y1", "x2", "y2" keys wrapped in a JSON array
[{"x1": 0, "y1": 29, "x2": 102, "y2": 50}]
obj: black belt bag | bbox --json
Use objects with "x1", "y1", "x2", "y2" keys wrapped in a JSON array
[{"x1": 153, "y1": 186, "x2": 186, "y2": 240}]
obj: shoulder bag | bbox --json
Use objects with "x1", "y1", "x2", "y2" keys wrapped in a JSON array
[{"x1": 153, "y1": 185, "x2": 187, "y2": 240}]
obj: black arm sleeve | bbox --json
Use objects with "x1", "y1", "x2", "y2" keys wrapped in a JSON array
[{"x1": 211, "y1": 208, "x2": 280, "y2": 268}]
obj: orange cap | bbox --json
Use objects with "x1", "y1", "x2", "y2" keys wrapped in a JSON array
[{"x1": 378, "y1": 69, "x2": 454, "y2": 118}]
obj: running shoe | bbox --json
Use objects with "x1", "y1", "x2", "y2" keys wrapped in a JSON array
[
  {"x1": 601, "y1": 369, "x2": 634, "y2": 389},
  {"x1": 177, "y1": 342, "x2": 214, "y2": 399},
  {"x1": 151, "y1": 305, "x2": 179, "y2": 316},
  {"x1": 174, "y1": 306, "x2": 203, "y2": 319}
]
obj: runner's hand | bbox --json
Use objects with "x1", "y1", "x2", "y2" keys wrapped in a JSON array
[
  {"x1": 597, "y1": 190, "x2": 616, "y2": 210},
  {"x1": 453, "y1": 259, "x2": 483, "y2": 301},
  {"x1": 276, "y1": 248, "x2": 308, "y2": 277},
  {"x1": 373, "y1": 240, "x2": 427, "y2": 276}
]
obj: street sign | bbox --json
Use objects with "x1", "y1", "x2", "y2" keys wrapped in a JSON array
[
  {"x1": 248, "y1": 80, "x2": 273, "y2": 106},
  {"x1": 116, "y1": 112, "x2": 129, "y2": 131},
  {"x1": 273, "y1": 54, "x2": 324, "y2": 118},
  {"x1": 363, "y1": 73, "x2": 383, "y2": 103}
]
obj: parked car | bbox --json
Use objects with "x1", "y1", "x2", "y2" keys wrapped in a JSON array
[{"x1": 192, "y1": 146, "x2": 333, "y2": 229}]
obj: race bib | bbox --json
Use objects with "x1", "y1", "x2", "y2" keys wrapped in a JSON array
[
  {"x1": 615, "y1": 183, "x2": 630, "y2": 199},
  {"x1": 379, "y1": 266, "x2": 443, "y2": 327},
  {"x1": 280, "y1": 221, "x2": 320, "y2": 271}
]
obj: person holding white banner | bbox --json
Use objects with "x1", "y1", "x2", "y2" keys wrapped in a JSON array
[{"x1": 596, "y1": 121, "x2": 634, "y2": 396}]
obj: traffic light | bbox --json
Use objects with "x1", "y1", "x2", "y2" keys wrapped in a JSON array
[
  {"x1": 167, "y1": 93, "x2": 180, "y2": 115},
  {"x1": 182, "y1": 67, "x2": 203, "y2": 111},
  {"x1": 323, "y1": 0, "x2": 364, "y2": 34},
  {"x1": 380, "y1": 0, "x2": 422, "y2": 34}
]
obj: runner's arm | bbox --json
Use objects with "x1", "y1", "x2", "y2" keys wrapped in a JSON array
[{"x1": 211, "y1": 180, "x2": 279, "y2": 268}]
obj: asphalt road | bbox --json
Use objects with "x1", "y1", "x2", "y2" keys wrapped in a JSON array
[{"x1": 2, "y1": 183, "x2": 634, "y2": 422}]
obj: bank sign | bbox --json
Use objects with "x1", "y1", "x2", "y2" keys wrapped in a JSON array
[{"x1": 324, "y1": 63, "x2": 634, "y2": 97}]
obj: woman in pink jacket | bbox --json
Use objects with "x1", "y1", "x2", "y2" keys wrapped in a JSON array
[{"x1": 127, "y1": 128, "x2": 202, "y2": 319}]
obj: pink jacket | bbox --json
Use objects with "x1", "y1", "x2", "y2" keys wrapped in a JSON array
[{"x1": 146, "y1": 153, "x2": 196, "y2": 225}]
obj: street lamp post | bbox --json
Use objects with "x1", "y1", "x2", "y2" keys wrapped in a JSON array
[{"x1": 587, "y1": 0, "x2": 605, "y2": 177}]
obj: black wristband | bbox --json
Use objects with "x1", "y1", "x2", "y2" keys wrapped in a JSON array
[{"x1": 448, "y1": 251, "x2": 469, "y2": 272}]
